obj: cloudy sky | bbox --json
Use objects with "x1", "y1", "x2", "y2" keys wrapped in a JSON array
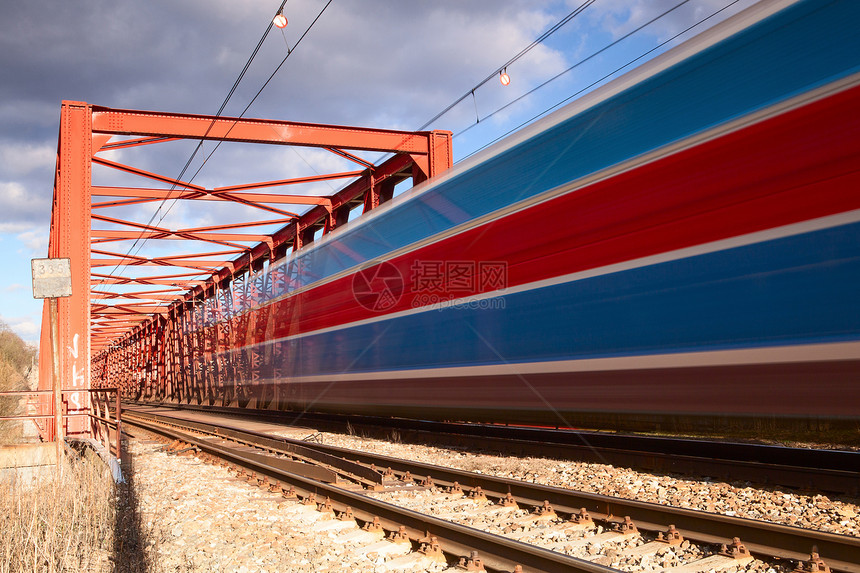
[{"x1": 0, "y1": 0, "x2": 758, "y2": 344}]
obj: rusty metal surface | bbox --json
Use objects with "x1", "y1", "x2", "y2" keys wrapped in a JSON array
[
  {"x1": 39, "y1": 102, "x2": 92, "y2": 440},
  {"x1": 146, "y1": 403, "x2": 860, "y2": 496},
  {"x1": 125, "y1": 414, "x2": 340, "y2": 485},
  {"x1": 0, "y1": 388, "x2": 122, "y2": 460},
  {"x1": 124, "y1": 408, "x2": 382, "y2": 486},
  {"x1": 122, "y1": 411, "x2": 610, "y2": 573},
  {"x1": 124, "y1": 405, "x2": 860, "y2": 573},
  {"x1": 43, "y1": 101, "x2": 452, "y2": 417},
  {"x1": 272, "y1": 444, "x2": 860, "y2": 572}
]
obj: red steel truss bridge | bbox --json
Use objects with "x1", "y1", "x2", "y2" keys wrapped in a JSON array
[{"x1": 40, "y1": 101, "x2": 451, "y2": 436}]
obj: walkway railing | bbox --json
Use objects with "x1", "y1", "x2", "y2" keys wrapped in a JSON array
[{"x1": 0, "y1": 388, "x2": 122, "y2": 460}]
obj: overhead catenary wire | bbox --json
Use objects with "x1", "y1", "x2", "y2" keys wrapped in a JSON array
[
  {"x1": 180, "y1": 0, "x2": 335, "y2": 184},
  {"x1": 94, "y1": 0, "x2": 290, "y2": 294},
  {"x1": 140, "y1": 0, "x2": 291, "y2": 232},
  {"x1": 456, "y1": 0, "x2": 694, "y2": 140},
  {"x1": 365, "y1": 0, "x2": 599, "y2": 174},
  {"x1": 138, "y1": 0, "x2": 338, "y2": 258},
  {"x1": 416, "y1": 0, "x2": 598, "y2": 131},
  {"x1": 95, "y1": 0, "x2": 331, "y2": 298},
  {"x1": 147, "y1": 0, "x2": 334, "y2": 240},
  {"x1": 460, "y1": 0, "x2": 744, "y2": 161},
  {"x1": 96, "y1": 0, "x2": 738, "y2": 307}
]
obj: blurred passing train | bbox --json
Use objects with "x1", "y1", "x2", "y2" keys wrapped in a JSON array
[{"x1": 124, "y1": 0, "x2": 860, "y2": 433}]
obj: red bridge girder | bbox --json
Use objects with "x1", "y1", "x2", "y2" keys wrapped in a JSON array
[{"x1": 41, "y1": 100, "x2": 451, "y2": 433}]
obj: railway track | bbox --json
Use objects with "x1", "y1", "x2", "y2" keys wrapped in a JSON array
[
  {"x1": 129, "y1": 402, "x2": 860, "y2": 496},
  {"x1": 120, "y1": 407, "x2": 859, "y2": 573}
]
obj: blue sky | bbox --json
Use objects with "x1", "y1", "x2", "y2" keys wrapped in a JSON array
[{"x1": 0, "y1": 0, "x2": 758, "y2": 345}]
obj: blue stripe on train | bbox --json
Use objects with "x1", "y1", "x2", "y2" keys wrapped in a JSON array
[
  {"x1": 276, "y1": 0, "x2": 860, "y2": 296},
  {"x1": 274, "y1": 220, "x2": 860, "y2": 377}
]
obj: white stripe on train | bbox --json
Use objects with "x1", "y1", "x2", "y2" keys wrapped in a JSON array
[{"x1": 257, "y1": 207, "x2": 860, "y2": 346}]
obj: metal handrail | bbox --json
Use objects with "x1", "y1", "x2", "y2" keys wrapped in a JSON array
[{"x1": 0, "y1": 388, "x2": 122, "y2": 460}]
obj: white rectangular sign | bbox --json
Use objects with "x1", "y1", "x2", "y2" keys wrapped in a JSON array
[{"x1": 32, "y1": 258, "x2": 72, "y2": 299}]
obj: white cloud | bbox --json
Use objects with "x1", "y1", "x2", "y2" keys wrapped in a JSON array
[
  {"x1": 0, "y1": 181, "x2": 49, "y2": 232},
  {"x1": 16, "y1": 230, "x2": 48, "y2": 256},
  {"x1": 584, "y1": 0, "x2": 757, "y2": 43},
  {"x1": 0, "y1": 314, "x2": 40, "y2": 345},
  {"x1": 4, "y1": 283, "x2": 24, "y2": 293},
  {"x1": 0, "y1": 0, "x2": 762, "y2": 340},
  {"x1": 0, "y1": 141, "x2": 55, "y2": 178},
  {"x1": 0, "y1": 181, "x2": 27, "y2": 204}
]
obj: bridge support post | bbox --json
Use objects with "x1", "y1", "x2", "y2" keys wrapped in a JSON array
[
  {"x1": 39, "y1": 101, "x2": 93, "y2": 437},
  {"x1": 43, "y1": 101, "x2": 452, "y2": 411}
]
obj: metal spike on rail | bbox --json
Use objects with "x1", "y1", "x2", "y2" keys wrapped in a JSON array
[
  {"x1": 417, "y1": 535, "x2": 446, "y2": 563},
  {"x1": 448, "y1": 481, "x2": 464, "y2": 497},
  {"x1": 793, "y1": 549, "x2": 831, "y2": 573},
  {"x1": 389, "y1": 526, "x2": 410, "y2": 545},
  {"x1": 363, "y1": 516, "x2": 384, "y2": 534},
  {"x1": 656, "y1": 524, "x2": 684, "y2": 546},
  {"x1": 613, "y1": 515, "x2": 639, "y2": 535},
  {"x1": 457, "y1": 551, "x2": 486, "y2": 571},
  {"x1": 317, "y1": 496, "x2": 335, "y2": 516},
  {"x1": 468, "y1": 486, "x2": 488, "y2": 502},
  {"x1": 569, "y1": 507, "x2": 593, "y2": 525},
  {"x1": 534, "y1": 500, "x2": 557, "y2": 520},
  {"x1": 720, "y1": 537, "x2": 752, "y2": 560},
  {"x1": 302, "y1": 493, "x2": 316, "y2": 506},
  {"x1": 338, "y1": 506, "x2": 355, "y2": 522},
  {"x1": 499, "y1": 492, "x2": 518, "y2": 508}
]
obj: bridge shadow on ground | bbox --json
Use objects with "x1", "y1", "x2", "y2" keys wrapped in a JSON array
[{"x1": 113, "y1": 439, "x2": 151, "y2": 572}]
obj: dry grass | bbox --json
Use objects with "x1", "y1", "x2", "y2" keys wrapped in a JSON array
[
  {"x1": 0, "y1": 446, "x2": 156, "y2": 573},
  {"x1": 0, "y1": 322, "x2": 156, "y2": 572},
  {"x1": 0, "y1": 452, "x2": 115, "y2": 573},
  {"x1": 0, "y1": 323, "x2": 158, "y2": 571},
  {"x1": 0, "y1": 360, "x2": 27, "y2": 445},
  {"x1": 0, "y1": 321, "x2": 34, "y2": 445}
]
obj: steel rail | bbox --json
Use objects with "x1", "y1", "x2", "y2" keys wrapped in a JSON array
[
  {"x1": 131, "y1": 411, "x2": 382, "y2": 487},
  {"x1": 139, "y1": 402, "x2": 859, "y2": 495},
  {"x1": 124, "y1": 407, "x2": 860, "y2": 573},
  {"x1": 122, "y1": 412, "x2": 613, "y2": 573}
]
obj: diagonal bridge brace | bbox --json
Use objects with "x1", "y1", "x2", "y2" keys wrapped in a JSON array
[{"x1": 41, "y1": 100, "x2": 451, "y2": 413}]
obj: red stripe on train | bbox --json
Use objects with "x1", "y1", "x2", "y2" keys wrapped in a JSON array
[{"x1": 233, "y1": 83, "x2": 860, "y2": 346}]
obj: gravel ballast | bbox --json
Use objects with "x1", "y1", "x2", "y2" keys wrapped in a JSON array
[
  {"x1": 317, "y1": 432, "x2": 859, "y2": 538},
  {"x1": 125, "y1": 427, "x2": 858, "y2": 572}
]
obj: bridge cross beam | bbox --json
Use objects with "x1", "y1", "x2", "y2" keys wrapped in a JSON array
[{"x1": 42, "y1": 100, "x2": 452, "y2": 418}]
